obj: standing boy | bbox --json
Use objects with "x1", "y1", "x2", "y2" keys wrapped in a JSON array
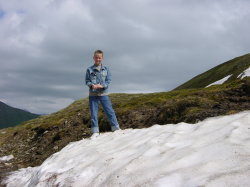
[{"x1": 85, "y1": 50, "x2": 120, "y2": 139}]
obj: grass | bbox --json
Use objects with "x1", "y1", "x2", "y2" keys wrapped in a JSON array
[{"x1": 0, "y1": 74, "x2": 246, "y2": 140}]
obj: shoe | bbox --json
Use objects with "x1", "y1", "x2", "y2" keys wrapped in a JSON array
[
  {"x1": 113, "y1": 127, "x2": 122, "y2": 132},
  {"x1": 90, "y1": 133, "x2": 100, "y2": 139}
]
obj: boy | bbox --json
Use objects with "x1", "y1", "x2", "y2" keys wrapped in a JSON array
[{"x1": 85, "y1": 50, "x2": 120, "y2": 139}]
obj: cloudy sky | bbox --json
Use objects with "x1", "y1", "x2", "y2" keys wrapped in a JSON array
[{"x1": 0, "y1": 0, "x2": 250, "y2": 114}]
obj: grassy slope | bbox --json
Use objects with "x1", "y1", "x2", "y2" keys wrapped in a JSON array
[
  {"x1": 1, "y1": 78, "x2": 249, "y2": 135},
  {"x1": 174, "y1": 53, "x2": 250, "y2": 90}
]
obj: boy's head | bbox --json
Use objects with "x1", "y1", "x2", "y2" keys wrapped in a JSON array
[{"x1": 93, "y1": 50, "x2": 103, "y2": 66}]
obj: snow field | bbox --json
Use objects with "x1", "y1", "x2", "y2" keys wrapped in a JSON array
[{"x1": 2, "y1": 111, "x2": 250, "y2": 187}]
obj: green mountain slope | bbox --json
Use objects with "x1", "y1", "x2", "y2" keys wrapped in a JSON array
[
  {"x1": 174, "y1": 53, "x2": 250, "y2": 90},
  {"x1": 0, "y1": 101, "x2": 39, "y2": 129}
]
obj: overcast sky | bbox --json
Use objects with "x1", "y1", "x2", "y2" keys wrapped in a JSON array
[{"x1": 0, "y1": 0, "x2": 250, "y2": 114}]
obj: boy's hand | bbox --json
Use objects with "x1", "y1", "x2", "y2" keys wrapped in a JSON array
[
  {"x1": 96, "y1": 84, "x2": 103, "y2": 89},
  {"x1": 92, "y1": 84, "x2": 103, "y2": 89}
]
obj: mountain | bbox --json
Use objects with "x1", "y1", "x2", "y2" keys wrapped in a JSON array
[
  {"x1": 0, "y1": 101, "x2": 39, "y2": 129},
  {"x1": 0, "y1": 54, "x2": 250, "y2": 180},
  {"x1": 174, "y1": 53, "x2": 250, "y2": 90}
]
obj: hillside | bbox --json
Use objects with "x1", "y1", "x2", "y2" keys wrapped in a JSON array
[
  {"x1": 0, "y1": 77, "x2": 250, "y2": 179},
  {"x1": 174, "y1": 53, "x2": 250, "y2": 90},
  {"x1": 0, "y1": 101, "x2": 39, "y2": 129},
  {"x1": 1, "y1": 53, "x2": 250, "y2": 181}
]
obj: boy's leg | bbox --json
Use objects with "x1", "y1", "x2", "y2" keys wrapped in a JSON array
[
  {"x1": 89, "y1": 96, "x2": 100, "y2": 133},
  {"x1": 100, "y1": 96, "x2": 120, "y2": 131}
]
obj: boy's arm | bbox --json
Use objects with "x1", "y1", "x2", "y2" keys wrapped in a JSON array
[
  {"x1": 102, "y1": 67, "x2": 111, "y2": 89},
  {"x1": 85, "y1": 69, "x2": 93, "y2": 88}
]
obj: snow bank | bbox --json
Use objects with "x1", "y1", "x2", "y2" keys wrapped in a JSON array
[{"x1": 3, "y1": 111, "x2": 250, "y2": 187}]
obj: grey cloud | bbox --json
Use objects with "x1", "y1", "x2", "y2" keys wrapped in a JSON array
[{"x1": 1, "y1": 0, "x2": 250, "y2": 114}]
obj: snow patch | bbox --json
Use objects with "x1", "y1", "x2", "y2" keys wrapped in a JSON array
[
  {"x1": 0, "y1": 155, "x2": 14, "y2": 162},
  {"x1": 237, "y1": 66, "x2": 250, "y2": 79},
  {"x1": 206, "y1": 74, "x2": 231, "y2": 87},
  {"x1": 2, "y1": 111, "x2": 250, "y2": 187},
  {"x1": 0, "y1": 130, "x2": 6, "y2": 134}
]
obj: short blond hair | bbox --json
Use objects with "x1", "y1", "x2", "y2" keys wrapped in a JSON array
[{"x1": 94, "y1": 50, "x2": 103, "y2": 56}]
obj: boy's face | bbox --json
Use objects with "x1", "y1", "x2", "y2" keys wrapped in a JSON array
[{"x1": 93, "y1": 53, "x2": 103, "y2": 66}]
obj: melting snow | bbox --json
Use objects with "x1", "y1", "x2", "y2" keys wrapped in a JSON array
[{"x1": 2, "y1": 111, "x2": 250, "y2": 187}]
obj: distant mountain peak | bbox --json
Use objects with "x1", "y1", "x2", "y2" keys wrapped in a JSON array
[{"x1": 0, "y1": 101, "x2": 39, "y2": 129}]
